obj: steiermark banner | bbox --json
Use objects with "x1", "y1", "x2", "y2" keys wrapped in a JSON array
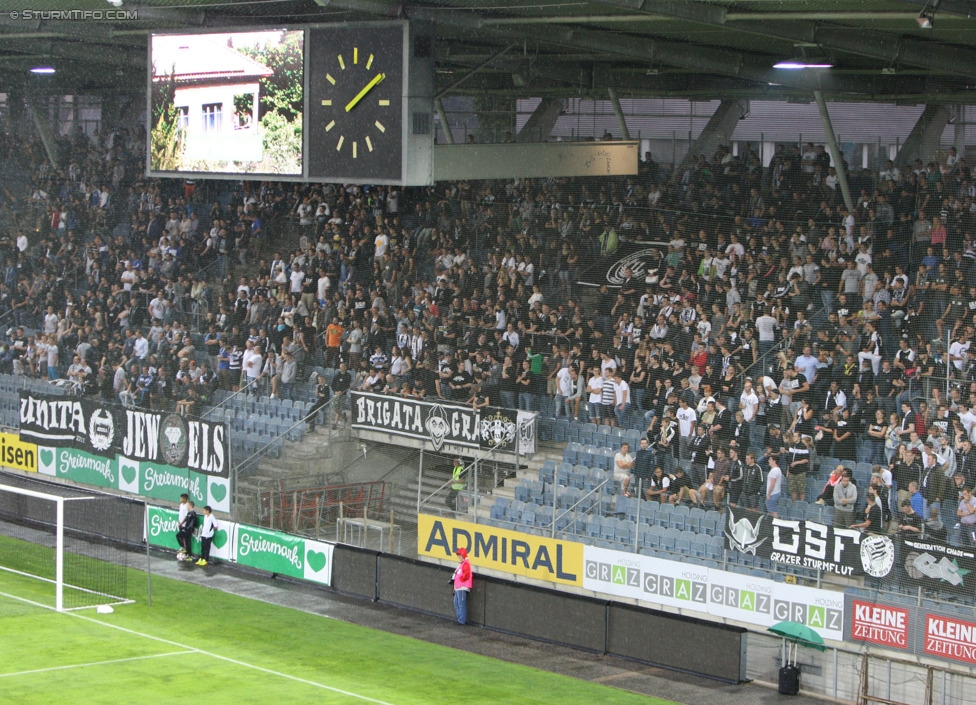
[
  {"x1": 37, "y1": 445, "x2": 116, "y2": 489},
  {"x1": 37, "y1": 446, "x2": 231, "y2": 511},
  {"x1": 145, "y1": 506, "x2": 237, "y2": 562},
  {"x1": 118, "y1": 456, "x2": 231, "y2": 513},
  {"x1": 235, "y1": 524, "x2": 333, "y2": 586}
]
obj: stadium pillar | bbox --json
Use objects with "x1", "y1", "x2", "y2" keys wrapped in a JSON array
[
  {"x1": 607, "y1": 87, "x2": 630, "y2": 141},
  {"x1": 671, "y1": 98, "x2": 748, "y2": 182},
  {"x1": 436, "y1": 99, "x2": 455, "y2": 144},
  {"x1": 893, "y1": 103, "x2": 951, "y2": 170},
  {"x1": 26, "y1": 97, "x2": 60, "y2": 169},
  {"x1": 955, "y1": 106, "x2": 966, "y2": 153},
  {"x1": 813, "y1": 90, "x2": 854, "y2": 213},
  {"x1": 516, "y1": 98, "x2": 564, "y2": 143}
]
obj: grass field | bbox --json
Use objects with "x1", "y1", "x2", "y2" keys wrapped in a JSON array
[{"x1": 0, "y1": 539, "x2": 678, "y2": 705}]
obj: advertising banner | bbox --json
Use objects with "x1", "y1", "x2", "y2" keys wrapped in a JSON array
[
  {"x1": 145, "y1": 505, "x2": 237, "y2": 562},
  {"x1": 898, "y1": 537, "x2": 976, "y2": 595},
  {"x1": 353, "y1": 391, "x2": 536, "y2": 454},
  {"x1": 37, "y1": 445, "x2": 117, "y2": 489},
  {"x1": 417, "y1": 514, "x2": 583, "y2": 586},
  {"x1": 37, "y1": 446, "x2": 230, "y2": 512},
  {"x1": 0, "y1": 432, "x2": 37, "y2": 472},
  {"x1": 20, "y1": 392, "x2": 228, "y2": 478},
  {"x1": 575, "y1": 241, "x2": 669, "y2": 289},
  {"x1": 582, "y1": 545, "x2": 844, "y2": 641},
  {"x1": 118, "y1": 456, "x2": 231, "y2": 513},
  {"x1": 235, "y1": 524, "x2": 333, "y2": 586},
  {"x1": 924, "y1": 614, "x2": 976, "y2": 665},
  {"x1": 722, "y1": 507, "x2": 896, "y2": 578},
  {"x1": 848, "y1": 599, "x2": 911, "y2": 650}
]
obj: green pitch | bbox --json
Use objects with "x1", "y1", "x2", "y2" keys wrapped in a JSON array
[{"x1": 0, "y1": 543, "x2": 678, "y2": 705}]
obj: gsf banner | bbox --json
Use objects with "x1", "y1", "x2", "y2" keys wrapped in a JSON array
[
  {"x1": 723, "y1": 508, "x2": 896, "y2": 578},
  {"x1": 352, "y1": 391, "x2": 536, "y2": 454},
  {"x1": 146, "y1": 506, "x2": 237, "y2": 562},
  {"x1": 20, "y1": 392, "x2": 228, "y2": 477},
  {"x1": 582, "y1": 545, "x2": 844, "y2": 641},
  {"x1": 235, "y1": 524, "x2": 333, "y2": 586}
]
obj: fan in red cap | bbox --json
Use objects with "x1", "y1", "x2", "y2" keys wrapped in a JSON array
[{"x1": 451, "y1": 547, "x2": 473, "y2": 624}]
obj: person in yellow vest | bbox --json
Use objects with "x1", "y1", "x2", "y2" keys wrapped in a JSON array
[{"x1": 447, "y1": 457, "x2": 465, "y2": 511}]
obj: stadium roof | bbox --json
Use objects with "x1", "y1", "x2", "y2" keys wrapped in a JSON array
[{"x1": 1, "y1": 0, "x2": 975, "y2": 103}]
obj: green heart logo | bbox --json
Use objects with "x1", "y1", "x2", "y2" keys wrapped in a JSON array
[
  {"x1": 121, "y1": 464, "x2": 136, "y2": 485},
  {"x1": 209, "y1": 482, "x2": 227, "y2": 503},
  {"x1": 306, "y1": 550, "x2": 326, "y2": 573},
  {"x1": 40, "y1": 449, "x2": 53, "y2": 467},
  {"x1": 213, "y1": 529, "x2": 228, "y2": 549}
]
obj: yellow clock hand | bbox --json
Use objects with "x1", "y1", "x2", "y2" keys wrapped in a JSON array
[{"x1": 345, "y1": 73, "x2": 386, "y2": 113}]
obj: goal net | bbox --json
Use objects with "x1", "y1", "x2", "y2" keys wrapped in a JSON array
[{"x1": 0, "y1": 471, "x2": 143, "y2": 611}]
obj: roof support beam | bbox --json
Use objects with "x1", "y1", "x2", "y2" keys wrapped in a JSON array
[
  {"x1": 895, "y1": 104, "x2": 952, "y2": 169},
  {"x1": 672, "y1": 98, "x2": 747, "y2": 182},
  {"x1": 814, "y1": 90, "x2": 854, "y2": 213},
  {"x1": 517, "y1": 98, "x2": 565, "y2": 142}
]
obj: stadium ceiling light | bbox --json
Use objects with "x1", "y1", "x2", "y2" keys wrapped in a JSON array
[
  {"x1": 773, "y1": 58, "x2": 833, "y2": 69},
  {"x1": 917, "y1": 11, "x2": 934, "y2": 28},
  {"x1": 30, "y1": 67, "x2": 56, "y2": 74}
]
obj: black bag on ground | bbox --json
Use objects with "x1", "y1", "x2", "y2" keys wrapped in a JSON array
[{"x1": 778, "y1": 664, "x2": 800, "y2": 695}]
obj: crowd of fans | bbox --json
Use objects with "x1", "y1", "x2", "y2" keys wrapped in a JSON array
[{"x1": 3, "y1": 123, "x2": 976, "y2": 543}]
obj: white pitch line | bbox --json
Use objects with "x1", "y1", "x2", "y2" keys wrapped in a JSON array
[
  {"x1": 0, "y1": 651, "x2": 191, "y2": 679},
  {"x1": 0, "y1": 590, "x2": 395, "y2": 705}
]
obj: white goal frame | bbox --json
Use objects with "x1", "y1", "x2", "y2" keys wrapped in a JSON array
[{"x1": 0, "y1": 483, "x2": 132, "y2": 611}]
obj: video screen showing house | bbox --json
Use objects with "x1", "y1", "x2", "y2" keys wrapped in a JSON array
[{"x1": 150, "y1": 30, "x2": 304, "y2": 175}]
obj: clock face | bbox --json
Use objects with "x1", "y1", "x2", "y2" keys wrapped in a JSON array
[{"x1": 308, "y1": 25, "x2": 404, "y2": 182}]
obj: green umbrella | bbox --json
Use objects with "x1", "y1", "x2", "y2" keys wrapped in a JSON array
[{"x1": 768, "y1": 621, "x2": 826, "y2": 652}]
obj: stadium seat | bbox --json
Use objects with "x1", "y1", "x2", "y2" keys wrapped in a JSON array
[
  {"x1": 600, "y1": 519, "x2": 617, "y2": 542},
  {"x1": 538, "y1": 460, "x2": 556, "y2": 485}
]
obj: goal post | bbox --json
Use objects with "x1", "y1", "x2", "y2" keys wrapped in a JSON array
[{"x1": 0, "y1": 478, "x2": 139, "y2": 611}]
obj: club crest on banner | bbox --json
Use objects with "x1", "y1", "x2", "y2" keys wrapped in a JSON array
[
  {"x1": 424, "y1": 404, "x2": 449, "y2": 450},
  {"x1": 480, "y1": 410, "x2": 516, "y2": 447},
  {"x1": 159, "y1": 413, "x2": 188, "y2": 466},
  {"x1": 725, "y1": 509, "x2": 767, "y2": 555},
  {"x1": 88, "y1": 408, "x2": 115, "y2": 453}
]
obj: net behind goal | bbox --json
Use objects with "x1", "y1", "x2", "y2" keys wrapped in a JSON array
[{"x1": 0, "y1": 472, "x2": 143, "y2": 611}]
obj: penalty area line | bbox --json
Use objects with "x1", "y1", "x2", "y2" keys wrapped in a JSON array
[
  {"x1": 0, "y1": 651, "x2": 191, "y2": 679},
  {"x1": 0, "y1": 590, "x2": 396, "y2": 705}
]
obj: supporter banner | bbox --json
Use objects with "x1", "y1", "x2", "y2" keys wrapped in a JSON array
[
  {"x1": 898, "y1": 537, "x2": 976, "y2": 596},
  {"x1": 352, "y1": 391, "x2": 536, "y2": 454},
  {"x1": 0, "y1": 432, "x2": 37, "y2": 473},
  {"x1": 576, "y1": 241, "x2": 669, "y2": 289},
  {"x1": 417, "y1": 514, "x2": 582, "y2": 586},
  {"x1": 146, "y1": 506, "x2": 237, "y2": 562},
  {"x1": 37, "y1": 446, "x2": 229, "y2": 511},
  {"x1": 19, "y1": 393, "x2": 228, "y2": 478},
  {"x1": 235, "y1": 524, "x2": 334, "y2": 586},
  {"x1": 722, "y1": 508, "x2": 896, "y2": 578},
  {"x1": 20, "y1": 392, "x2": 121, "y2": 456},
  {"x1": 582, "y1": 545, "x2": 844, "y2": 641}
]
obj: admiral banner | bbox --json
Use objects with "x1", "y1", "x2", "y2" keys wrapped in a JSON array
[
  {"x1": 898, "y1": 537, "x2": 976, "y2": 595},
  {"x1": 723, "y1": 508, "x2": 896, "y2": 578},
  {"x1": 19, "y1": 392, "x2": 228, "y2": 477},
  {"x1": 352, "y1": 391, "x2": 536, "y2": 454},
  {"x1": 418, "y1": 514, "x2": 582, "y2": 586},
  {"x1": 583, "y1": 545, "x2": 844, "y2": 641}
]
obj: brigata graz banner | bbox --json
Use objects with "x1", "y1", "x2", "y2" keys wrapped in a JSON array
[
  {"x1": 20, "y1": 392, "x2": 228, "y2": 477},
  {"x1": 723, "y1": 508, "x2": 896, "y2": 578},
  {"x1": 351, "y1": 391, "x2": 535, "y2": 454}
]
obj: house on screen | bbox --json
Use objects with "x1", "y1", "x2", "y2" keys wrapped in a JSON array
[{"x1": 152, "y1": 34, "x2": 273, "y2": 164}]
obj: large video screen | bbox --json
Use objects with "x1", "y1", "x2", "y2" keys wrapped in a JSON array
[{"x1": 149, "y1": 30, "x2": 304, "y2": 176}]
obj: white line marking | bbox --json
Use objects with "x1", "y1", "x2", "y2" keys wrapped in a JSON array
[
  {"x1": 0, "y1": 651, "x2": 190, "y2": 679},
  {"x1": 0, "y1": 590, "x2": 395, "y2": 704}
]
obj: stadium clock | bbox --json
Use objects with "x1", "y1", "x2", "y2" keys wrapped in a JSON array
[{"x1": 308, "y1": 23, "x2": 407, "y2": 183}]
